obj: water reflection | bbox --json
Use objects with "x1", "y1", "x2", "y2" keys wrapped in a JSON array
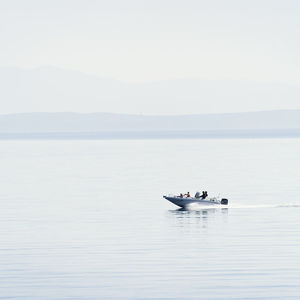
[
  {"x1": 167, "y1": 207, "x2": 228, "y2": 229},
  {"x1": 169, "y1": 207, "x2": 228, "y2": 217}
]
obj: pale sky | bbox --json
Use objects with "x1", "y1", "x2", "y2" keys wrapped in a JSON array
[
  {"x1": 1, "y1": 0, "x2": 300, "y2": 115},
  {"x1": 1, "y1": 0, "x2": 300, "y2": 83}
]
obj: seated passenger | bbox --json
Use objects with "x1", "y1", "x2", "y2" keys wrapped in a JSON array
[
  {"x1": 180, "y1": 193, "x2": 183, "y2": 198},
  {"x1": 187, "y1": 192, "x2": 190, "y2": 197}
]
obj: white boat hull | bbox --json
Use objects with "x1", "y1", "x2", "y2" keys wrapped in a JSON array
[{"x1": 164, "y1": 196, "x2": 228, "y2": 208}]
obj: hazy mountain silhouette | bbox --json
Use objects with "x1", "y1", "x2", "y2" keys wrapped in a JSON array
[
  {"x1": 1, "y1": 66, "x2": 300, "y2": 115},
  {"x1": 1, "y1": 66, "x2": 300, "y2": 138},
  {"x1": 1, "y1": 111, "x2": 300, "y2": 139}
]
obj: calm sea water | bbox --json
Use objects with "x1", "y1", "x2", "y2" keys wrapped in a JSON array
[{"x1": 1, "y1": 139, "x2": 300, "y2": 300}]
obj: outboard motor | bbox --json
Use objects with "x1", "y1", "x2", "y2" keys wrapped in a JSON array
[{"x1": 221, "y1": 198, "x2": 228, "y2": 205}]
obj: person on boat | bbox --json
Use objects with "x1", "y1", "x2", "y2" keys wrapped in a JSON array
[
  {"x1": 199, "y1": 191, "x2": 207, "y2": 199},
  {"x1": 179, "y1": 193, "x2": 183, "y2": 198},
  {"x1": 187, "y1": 192, "x2": 190, "y2": 197}
]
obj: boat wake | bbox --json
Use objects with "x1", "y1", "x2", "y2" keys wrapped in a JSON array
[
  {"x1": 184, "y1": 202, "x2": 300, "y2": 211},
  {"x1": 229, "y1": 203, "x2": 300, "y2": 209}
]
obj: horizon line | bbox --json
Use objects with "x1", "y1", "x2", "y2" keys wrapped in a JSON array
[{"x1": 1, "y1": 109, "x2": 300, "y2": 117}]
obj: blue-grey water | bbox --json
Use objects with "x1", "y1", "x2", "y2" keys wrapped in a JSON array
[{"x1": 1, "y1": 139, "x2": 300, "y2": 299}]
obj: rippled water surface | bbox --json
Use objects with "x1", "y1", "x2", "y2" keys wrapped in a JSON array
[{"x1": 1, "y1": 139, "x2": 300, "y2": 299}]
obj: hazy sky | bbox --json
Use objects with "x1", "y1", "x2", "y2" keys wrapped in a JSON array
[
  {"x1": 1, "y1": 0, "x2": 300, "y2": 115},
  {"x1": 1, "y1": 0, "x2": 300, "y2": 83}
]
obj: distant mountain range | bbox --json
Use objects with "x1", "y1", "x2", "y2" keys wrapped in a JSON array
[
  {"x1": 1, "y1": 110, "x2": 300, "y2": 139},
  {"x1": 1, "y1": 66, "x2": 300, "y2": 139},
  {"x1": 1, "y1": 66, "x2": 300, "y2": 115}
]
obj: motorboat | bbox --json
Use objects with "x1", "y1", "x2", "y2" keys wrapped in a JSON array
[{"x1": 163, "y1": 193, "x2": 228, "y2": 208}]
